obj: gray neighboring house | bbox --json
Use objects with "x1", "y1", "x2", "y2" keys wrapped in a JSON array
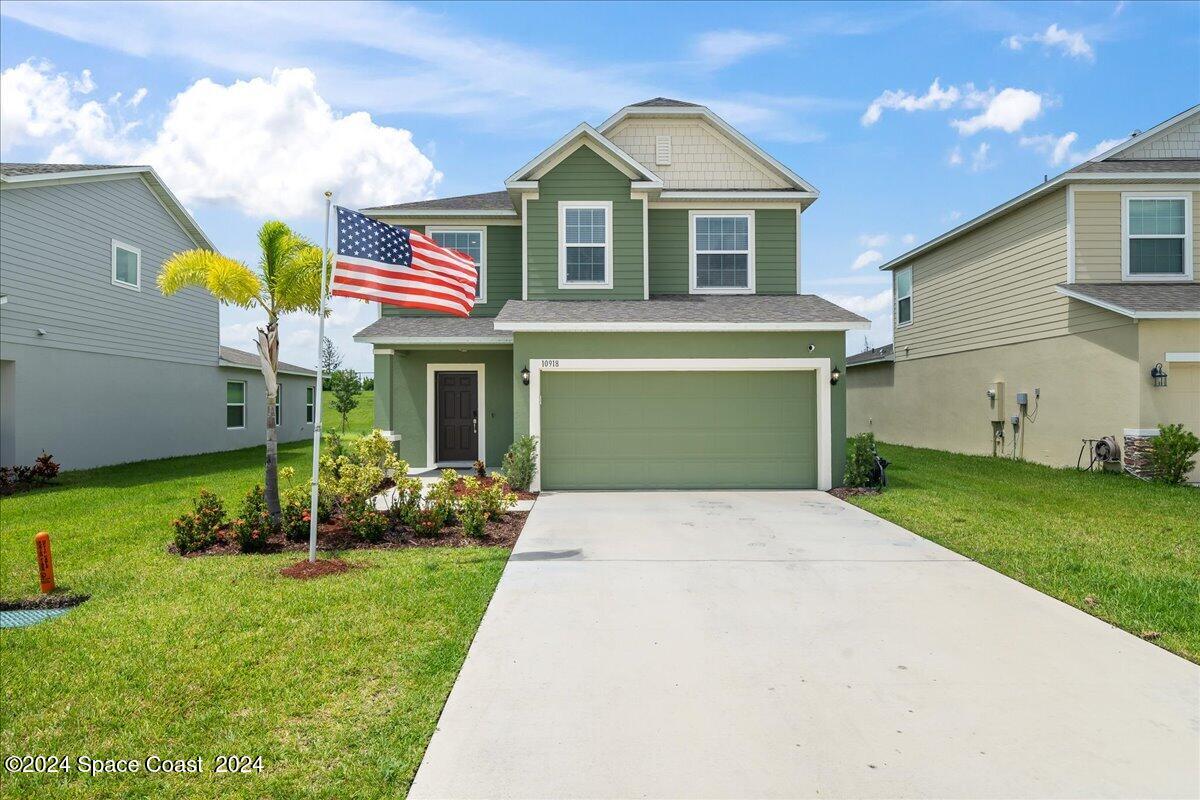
[{"x1": 0, "y1": 163, "x2": 317, "y2": 470}]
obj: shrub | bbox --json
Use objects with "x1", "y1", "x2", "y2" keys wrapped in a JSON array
[
  {"x1": 231, "y1": 485, "x2": 277, "y2": 553},
  {"x1": 343, "y1": 501, "x2": 388, "y2": 542},
  {"x1": 407, "y1": 503, "x2": 449, "y2": 537},
  {"x1": 426, "y1": 469, "x2": 461, "y2": 522},
  {"x1": 844, "y1": 432, "x2": 878, "y2": 488},
  {"x1": 458, "y1": 482, "x2": 487, "y2": 538},
  {"x1": 386, "y1": 476, "x2": 423, "y2": 528},
  {"x1": 318, "y1": 431, "x2": 404, "y2": 517},
  {"x1": 482, "y1": 473, "x2": 518, "y2": 521},
  {"x1": 0, "y1": 452, "x2": 61, "y2": 495},
  {"x1": 1149, "y1": 423, "x2": 1200, "y2": 485},
  {"x1": 501, "y1": 435, "x2": 538, "y2": 491},
  {"x1": 280, "y1": 499, "x2": 311, "y2": 542},
  {"x1": 171, "y1": 488, "x2": 226, "y2": 554},
  {"x1": 473, "y1": 459, "x2": 487, "y2": 478},
  {"x1": 32, "y1": 452, "x2": 60, "y2": 483}
]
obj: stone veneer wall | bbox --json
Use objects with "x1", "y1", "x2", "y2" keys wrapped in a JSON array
[{"x1": 1123, "y1": 432, "x2": 1156, "y2": 479}]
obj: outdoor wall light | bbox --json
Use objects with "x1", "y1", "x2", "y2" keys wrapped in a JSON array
[
  {"x1": 520, "y1": 366, "x2": 531, "y2": 386},
  {"x1": 830, "y1": 366, "x2": 841, "y2": 385},
  {"x1": 1151, "y1": 362, "x2": 1167, "y2": 388}
]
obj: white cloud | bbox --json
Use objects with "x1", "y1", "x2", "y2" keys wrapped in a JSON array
[
  {"x1": 1019, "y1": 131, "x2": 1127, "y2": 166},
  {"x1": 970, "y1": 141, "x2": 994, "y2": 171},
  {"x1": 692, "y1": 30, "x2": 787, "y2": 68},
  {"x1": 72, "y1": 68, "x2": 95, "y2": 94},
  {"x1": 808, "y1": 274, "x2": 890, "y2": 287},
  {"x1": 127, "y1": 87, "x2": 147, "y2": 107},
  {"x1": 901, "y1": 233, "x2": 916, "y2": 245},
  {"x1": 4, "y1": 62, "x2": 440, "y2": 218},
  {"x1": 858, "y1": 233, "x2": 890, "y2": 248},
  {"x1": 861, "y1": 78, "x2": 959, "y2": 126},
  {"x1": 1005, "y1": 23, "x2": 1094, "y2": 61},
  {"x1": 943, "y1": 210, "x2": 963, "y2": 223},
  {"x1": 951, "y1": 87, "x2": 1043, "y2": 135},
  {"x1": 851, "y1": 249, "x2": 884, "y2": 271},
  {"x1": 947, "y1": 145, "x2": 964, "y2": 166},
  {"x1": 819, "y1": 289, "x2": 893, "y2": 349}
]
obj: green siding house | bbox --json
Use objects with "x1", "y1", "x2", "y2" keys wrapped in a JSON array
[{"x1": 354, "y1": 99, "x2": 867, "y2": 490}]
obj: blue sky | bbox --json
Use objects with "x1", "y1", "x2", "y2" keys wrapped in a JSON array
[{"x1": 2, "y1": 0, "x2": 1197, "y2": 370}]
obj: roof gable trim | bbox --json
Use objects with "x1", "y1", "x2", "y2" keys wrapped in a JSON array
[
  {"x1": 505, "y1": 123, "x2": 662, "y2": 188},
  {"x1": 1088, "y1": 104, "x2": 1200, "y2": 163}
]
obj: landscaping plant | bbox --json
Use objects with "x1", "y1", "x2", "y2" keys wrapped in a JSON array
[
  {"x1": 319, "y1": 430, "x2": 403, "y2": 516},
  {"x1": 159, "y1": 220, "x2": 327, "y2": 521},
  {"x1": 482, "y1": 473, "x2": 518, "y2": 521},
  {"x1": 458, "y1": 478, "x2": 488, "y2": 537},
  {"x1": 171, "y1": 488, "x2": 226, "y2": 554},
  {"x1": 473, "y1": 459, "x2": 487, "y2": 478},
  {"x1": 407, "y1": 503, "x2": 450, "y2": 537},
  {"x1": 844, "y1": 432, "x2": 880, "y2": 488},
  {"x1": 0, "y1": 452, "x2": 61, "y2": 495},
  {"x1": 428, "y1": 469, "x2": 461, "y2": 522},
  {"x1": 1149, "y1": 423, "x2": 1200, "y2": 485},
  {"x1": 329, "y1": 368, "x2": 363, "y2": 433},
  {"x1": 343, "y1": 502, "x2": 388, "y2": 543},
  {"x1": 501, "y1": 435, "x2": 538, "y2": 491},
  {"x1": 386, "y1": 475, "x2": 424, "y2": 528},
  {"x1": 232, "y1": 484, "x2": 277, "y2": 553}
]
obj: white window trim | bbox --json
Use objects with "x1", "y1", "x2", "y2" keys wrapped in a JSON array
[
  {"x1": 306, "y1": 385, "x2": 315, "y2": 424},
  {"x1": 226, "y1": 380, "x2": 246, "y2": 430},
  {"x1": 275, "y1": 384, "x2": 282, "y2": 426},
  {"x1": 425, "y1": 363, "x2": 486, "y2": 470},
  {"x1": 111, "y1": 238, "x2": 141, "y2": 291},
  {"x1": 427, "y1": 226, "x2": 487, "y2": 303},
  {"x1": 688, "y1": 210, "x2": 755, "y2": 294},
  {"x1": 558, "y1": 200, "x2": 613, "y2": 289},
  {"x1": 526, "y1": 358, "x2": 832, "y2": 492},
  {"x1": 895, "y1": 266, "x2": 913, "y2": 328},
  {"x1": 1121, "y1": 192, "x2": 1193, "y2": 282}
]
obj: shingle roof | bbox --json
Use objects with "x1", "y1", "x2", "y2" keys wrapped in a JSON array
[
  {"x1": 629, "y1": 97, "x2": 701, "y2": 108},
  {"x1": 494, "y1": 295, "x2": 867, "y2": 327},
  {"x1": 353, "y1": 315, "x2": 512, "y2": 343},
  {"x1": 361, "y1": 191, "x2": 514, "y2": 213},
  {"x1": 1056, "y1": 283, "x2": 1200, "y2": 316},
  {"x1": 1070, "y1": 158, "x2": 1200, "y2": 174},
  {"x1": 846, "y1": 343, "x2": 894, "y2": 366},
  {"x1": 219, "y1": 346, "x2": 317, "y2": 376},
  {"x1": 0, "y1": 162, "x2": 141, "y2": 176}
]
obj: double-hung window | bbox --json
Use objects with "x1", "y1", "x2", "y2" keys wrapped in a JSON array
[
  {"x1": 895, "y1": 266, "x2": 913, "y2": 327},
  {"x1": 306, "y1": 386, "x2": 315, "y2": 424},
  {"x1": 1124, "y1": 194, "x2": 1192, "y2": 280},
  {"x1": 275, "y1": 384, "x2": 282, "y2": 425},
  {"x1": 559, "y1": 201, "x2": 612, "y2": 288},
  {"x1": 429, "y1": 228, "x2": 486, "y2": 301},
  {"x1": 111, "y1": 239, "x2": 140, "y2": 290},
  {"x1": 690, "y1": 212, "x2": 754, "y2": 293},
  {"x1": 226, "y1": 381, "x2": 246, "y2": 429}
]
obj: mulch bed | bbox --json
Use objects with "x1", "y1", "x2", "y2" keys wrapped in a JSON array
[
  {"x1": 175, "y1": 511, "x2": 529, "y2": 557},
  {"x1": 0, "y1": 592, "x2": 90, "y2": 611},
  {"x1": 828, "y1": 486, "x2": 881, "y2": 500},
  {"x1": 452, "y1": 475, "x2": 538, "y2": 501},
  {"x1": 279, "y1": 557, "x2": 356, "y2": 580}
]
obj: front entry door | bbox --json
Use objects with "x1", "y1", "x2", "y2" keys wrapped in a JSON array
[{"x1": 436, "y1": 372, "x2": 478, "y2": 463}]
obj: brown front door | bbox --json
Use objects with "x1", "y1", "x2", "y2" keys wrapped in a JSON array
[{"x1": 436, "y1": 372, "x2": 478, "y2": 462}]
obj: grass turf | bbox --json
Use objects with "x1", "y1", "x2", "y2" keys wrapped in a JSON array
[
  {"x1": 323, "y1": 389, "x2": 375, "y2": 437},
  {"x1": 0, "y1": 441, "x2": 507, "y2": 798},
  {"x1": 844, "y1": 443, "x2": 1200, "y2": 663}
]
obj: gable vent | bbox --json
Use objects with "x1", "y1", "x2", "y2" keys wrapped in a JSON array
[{"x1": 655, "y1": 135, "x2": 672, "y2": 166}]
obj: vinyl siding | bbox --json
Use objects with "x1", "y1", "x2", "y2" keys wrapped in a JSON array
[
  {"x1": 380, "y1": 223, "x2": 521, "y2": 317},
  {"x1": 646, "y1": 207, "x2": 796, "y2": 294},
  {"x1": 0, "y1": 176, "x2": 218, "y2": 365},
  {"x1": 525, "y1": 145, "x2": 645, "y2": 300},
  {"x1": 1075, "y1": 189, "x2": 1200, "y2": 283},
  {"x1": 893, "y1": 188, "x2": 1129, "y2": 361}
]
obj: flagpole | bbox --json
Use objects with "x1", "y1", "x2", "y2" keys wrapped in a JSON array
[{"x1": 308, "y1": 191, "x2": 333, "y2": 563}]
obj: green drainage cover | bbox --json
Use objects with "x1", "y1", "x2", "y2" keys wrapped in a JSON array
[{"x1": 0, "y1": 608, "x2": 70, "y2": 628}]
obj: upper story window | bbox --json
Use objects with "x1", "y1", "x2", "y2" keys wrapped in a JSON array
[
  {"x1": 1123, "y1": 194, "x2": 1192, "y2": 280},
  {"x1": 111, "y1": 239, "x2": 141, "y2": 290},
  {"x1": 558, "y1": 201, "x2": 612, "y2": 289},
  {"x1": 895, "y1": 266, "x2": 913, "y2": 327},
  {"x1": 429, "y1": 228, "x2": 486, "y2": 301},
  {"x1": 226, "y1": 381, "x2": 246, "y2": 429},
  {"x1": 306, "y1": 386, "x2": 315, "y2": 424},
  {"x1": 689, "y1": 211, "x2": 755, "y2": 293}
]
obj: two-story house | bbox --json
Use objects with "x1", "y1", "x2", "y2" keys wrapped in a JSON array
[
  {"x1": 846, "y1": 105, "x2": 1200, "y2": 481},
  {"x1": 0, "y1": 163, "x2": 316, "y2": 469},
  {"x1": 353, "y1": 99, "x2": 867, "y2": 490}
]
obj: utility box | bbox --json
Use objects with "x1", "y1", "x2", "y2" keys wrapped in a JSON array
[
  {"x1": 1016, "y1": 392, "x2": 1029, "y2": 408},
  {"x1": 988, "y1": 381, "x2": 1005, "y2": 422}
]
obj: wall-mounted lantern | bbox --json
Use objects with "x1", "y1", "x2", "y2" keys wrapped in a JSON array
[
  {"x1": 520, "y1": 366, "x2": 531, "y2": 386},
  {"x1": 1151, "y1": 362, "x2": 1167, "y2": 388},
  {"x1": 830, "y1": 366, "x2": 841, "y2": 385}
]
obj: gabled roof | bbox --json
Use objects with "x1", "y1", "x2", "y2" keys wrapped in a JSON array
[
  {"x1": 0, "y1": 163, "x2": 216, "y2": 251},
  {"x1": 361, "y1": 190, "x2": 515, "y2": 216},
  {"x1": 846, "y1": 343, "x2": 894, "y2": 367},
  {"x1": 598, "y1": 101, "x2": 819, "y2": 196},
  {"x1": 1085, "y1": 105, "x2": 1200, "y2": 163},
  {"x1": 219, "y1": 346, "x2": 317, "y2": 376},
  {"x1": 505, "y1": 123, "x2": 663, "y2": 188},
  {"x1": 353, "y1": 315, "x2": 512, "y2": 345},
  {"x1": 1070, "y1": 158, "x2": 1200, "y2": 174}
]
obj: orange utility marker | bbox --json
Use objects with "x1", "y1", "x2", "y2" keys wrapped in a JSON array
[{"x1": 35, "y1": 531, "x2": 55, "y2": 593}]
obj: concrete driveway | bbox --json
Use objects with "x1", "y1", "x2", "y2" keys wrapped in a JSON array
[{"x1": 410, "y1": 491, "x2": 1200, "y2": 799}]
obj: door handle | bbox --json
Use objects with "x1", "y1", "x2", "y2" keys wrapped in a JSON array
[{"x1": 472, "y1": 415, "x2": 478, "y2": 434}]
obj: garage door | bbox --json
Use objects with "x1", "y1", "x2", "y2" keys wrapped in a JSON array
[{"x1": 539, "y1": 370, "x2": 817, "y2": 490}]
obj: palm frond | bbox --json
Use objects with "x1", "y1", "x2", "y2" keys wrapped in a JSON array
[
  {"x1": 158, "y1": 250, "x2": 262, "y2": 307},
  {"x1": 272, "y1": 244, "x2": 329, "y2": 314}
]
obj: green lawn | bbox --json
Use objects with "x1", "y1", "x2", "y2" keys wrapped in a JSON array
[
  {"x1": 0, "y1": 441, "x2": 506, "y2": 798},
  {"x1": 323, "y1": 388, "x2": 375, "y2": 436},
  {"x1": 845, "y1": 443, "x2": 1200, "y2": 663}
]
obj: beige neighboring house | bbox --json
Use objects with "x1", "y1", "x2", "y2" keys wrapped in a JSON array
[{"x1": 847, "y1": 105, "x2": 1200, "y2": 482}]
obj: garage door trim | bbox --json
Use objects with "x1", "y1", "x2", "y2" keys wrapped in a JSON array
[{"x1": 528, "y1": 357, "x2": 832, "y2": 491}]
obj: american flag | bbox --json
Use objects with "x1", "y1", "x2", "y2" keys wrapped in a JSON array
[{"x1": 331, "y1": 205, "x2": 478, "y2": 317}]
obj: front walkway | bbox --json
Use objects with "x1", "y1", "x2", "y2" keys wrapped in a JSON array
[{"x1": 410, "y1": 491, "x2": 1200, "y2": 799}]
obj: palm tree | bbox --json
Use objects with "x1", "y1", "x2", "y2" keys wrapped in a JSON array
[{"x1": 159, "y1": 221, "x2": 325, "y2": 520}]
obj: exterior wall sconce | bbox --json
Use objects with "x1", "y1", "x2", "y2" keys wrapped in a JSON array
[
  {"x1": 1151, "y1": 362, "x2": 1167, "y2": 388},
  {"x1": 520, "y1": 366, "x2": 531, "y2": 386},
  {"x1": 830, "y1": 366, "x2": 841, "y2": 385}
]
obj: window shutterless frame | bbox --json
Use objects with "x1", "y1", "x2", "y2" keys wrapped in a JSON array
[
  {"x1": 895, "y1": 266, "x2": 913, "y2": 327},
  {"x1": 428, "y1": 226, "x2": 487, "y2": 302},
  {"x1": 688, "y1": 210, "x2": 755, "y2": 294},
  {"x1": 226, "y1": 380, "x2": 246, "y2": 429},
  {"x1": 558, "y1": 200, "x2": 613, "y2": 289},
  {"x1": 275, "y1": 384, "x2": 282, "y2": 426},
  {"x1": 1121, "y1": 192, "x2": 1193, "y2": 281},
  {"x1": 111, "y1": 239, "x2": 141, "y2": 290},
  {"x1": 306, "y1": 386, "x2": 315, "y2": 424}
]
